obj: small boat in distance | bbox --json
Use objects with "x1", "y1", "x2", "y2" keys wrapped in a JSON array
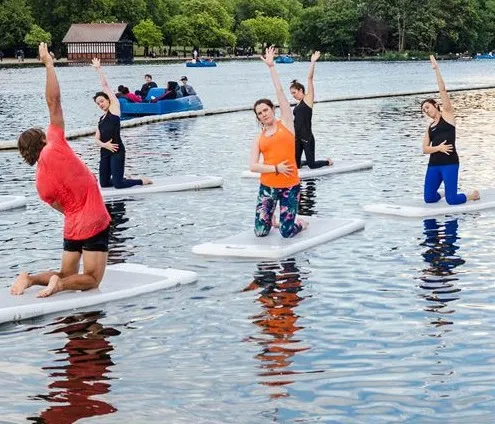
[
  {"x1": 474, "y1": 52, "x2": 495, "y2": 59},
  {"x1": 275, "y1": 55, "x2": 294, "y2": 64},
  {"x1": 186, "y1": 58, "x2": 217, "y2": 67}
]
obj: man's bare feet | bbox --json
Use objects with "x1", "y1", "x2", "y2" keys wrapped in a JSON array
[
  {"x1": 37, "y1": 275, "x2": 62, "y2": 298},
  {"x1": 467, "y1": 189, "x2": 480, "y2": 201},
  {"x1": 10, "y1": 272, "x2": 32, "y2": 295},
  {"x1": 327, "y1": 158, "x2": 334, "y2": 166},
  {"x1": 141, "y1": 177, "x2": 153, "y2": 185},
  {"x1": 297, "y1": 219, "x2": 309, "y2": 231}
]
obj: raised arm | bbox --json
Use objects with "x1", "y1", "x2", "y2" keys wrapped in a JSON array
[
  {"x1": 39, "y1": 43, "x2": 64, "y2": 131},
  {"x1": 305, "y1": 51, "x2": 320, "y2": 107},
  {"x1": 430, "y1": 55, "x2": 454, "y2": 124},
  {"x1": 91, "y1": 58, "x2": 120, "y2": 116},
  {"x1": 261, "y1": 46, "x2": 294, "y2": 133}
]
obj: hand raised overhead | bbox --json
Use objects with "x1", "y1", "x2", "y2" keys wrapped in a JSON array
[
  {"x1": 38, "y1": 42, "x2": 53, "y2": 66},
  {"x1": 261, "y1": 46, "x2": 276, "y2": 67}
]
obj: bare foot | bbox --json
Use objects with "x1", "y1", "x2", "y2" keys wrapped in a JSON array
[
  {"x1": 36, "y1": 275, "x2": 62, "y2": 298},
  {"x1": 467, "y1": 189, "x2": 480, "y2": 201},
  {"x1": 11, "y1": 272, "x2": 32, "y2": 295},
  {"x1": 327, "y1": 158, "x2": 334, "y2": 166},
  {"x1": 297, "y1": 219, "x2": 309, "y2": 231},
  {"x1": 141, "y1": 177, "x2": 153, "y2": 185}
]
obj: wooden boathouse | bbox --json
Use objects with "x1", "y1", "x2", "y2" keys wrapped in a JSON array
[{"x1": 62, "y1": 23, "x2": 135, "y2": 64}]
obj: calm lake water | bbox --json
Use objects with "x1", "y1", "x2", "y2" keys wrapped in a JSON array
[{"x1": 1, "y1": 60, "x2": 495, "y2": 423}]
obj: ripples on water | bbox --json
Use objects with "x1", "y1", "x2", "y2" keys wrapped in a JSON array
[{"x1": 1, "y1": 65, "x2": 495, "y2": 422}]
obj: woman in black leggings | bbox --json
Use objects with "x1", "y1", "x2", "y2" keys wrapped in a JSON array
[
  {"x1": 92, "y1": 58, "x2": 152, "y2": 189},
  {"x1": 290, "y1": 51, "x2": 332, "y2": 169}
]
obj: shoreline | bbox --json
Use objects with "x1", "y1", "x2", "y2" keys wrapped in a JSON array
[{"x1": 0, "y1": 54, "x2": 472, "y2": 69}]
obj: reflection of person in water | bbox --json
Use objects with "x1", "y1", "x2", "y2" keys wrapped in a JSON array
[
  {"x1": 105, "y1": 201, "x2": 136, "y2": 263},
  {"x1": 243, "y1": 259, "x2": 309, "y2": 398},
  {"x1": 28, "y1": 311, "x2": 119, "y2": 424},
  {"x1": 298, "y1": 180, "x2": 317, "y2": 216},
  {"x1": 419, "y1": 218, "x2": 463, "y2": 320}
]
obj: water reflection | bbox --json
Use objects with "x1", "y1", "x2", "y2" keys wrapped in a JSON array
[
  {"x1": 243, "y1": 259, "x2": 309, "y2": 399},
  {"x1": 298, "y1": 180, "x2": 317, "y2": 216},
  {"x1": 27, "y1": 311, "x2": 119, "y2": 423},
  {"x1": 106, "y1": 201, "x2": 134, "y2": 264},
  {"x1": 418, "y1": 218, "x2": 463, "y2": 326}
]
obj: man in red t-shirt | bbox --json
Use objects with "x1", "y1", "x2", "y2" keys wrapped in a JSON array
[{"x1": 11, "y1": 43, "x2": 111, "y2": 298}]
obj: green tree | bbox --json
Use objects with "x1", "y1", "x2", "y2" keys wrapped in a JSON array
[
  {"x1": 290, "y1": 6, "x2": 324, "y2": 53},
  {"x1": 168, "y1": 0, "x2": 236, "y2": 49},
  {"x1": 133, "y1": 19, "x2": 163, "y2": 55},
  {"x1": 0, "y1": 0, "x2": 34, "y2": 49},
  {"x1": 290, "y1": 0, "x2": 358, "y2": 55},
  {"x1": 144, "y1": 0, "x2": 169, "y2": 27},
  {"x1": 24, "y1": 24, "x2": 52, "y2": 47},
  {"x1": 236, "y1": 20, "x2": 258, "y2": 47},
  {"x1": 235, "y1": 0, "x2": 302, "y2": 24},
  {"x1": 241, "y1": 15, "x2": 290, "y2": 47},
  {"x1": 477, "y1": 0, "x2": 495, "y2": 51},
  {"x1": 27, "y1": 0, "x2": 116, "y2": 49},
  {"x1": 318, "y1": 0, "x2": 359, "y2": 55},
  {"x1": 162, "y1": 15, "x2": 193, "y2": 52},
  {"x1": 435, "y1": 0, "x2": 482, "y2": 53},
  {"x1": 179, "y1": 0, "x2": 234, "y2": 30},
  {"x1": 112, "y1": 0, "x2": 147, "y2": 27}
]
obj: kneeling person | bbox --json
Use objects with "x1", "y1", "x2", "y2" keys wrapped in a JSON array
[{"x1": 11, "y1": 42, "x2": 111, "y2": 298}]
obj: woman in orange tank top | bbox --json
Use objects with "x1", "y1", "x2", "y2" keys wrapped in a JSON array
[{"x1": 249, "y1": 46, "x2": 308, "y2": 238}]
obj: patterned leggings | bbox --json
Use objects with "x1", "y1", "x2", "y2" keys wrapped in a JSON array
[{"x1": 254, "y1": 183, "x2": 302, "y2": 238}]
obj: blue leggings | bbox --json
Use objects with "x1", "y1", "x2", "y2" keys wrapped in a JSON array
[
  {"x1": 99, "y1": 151, "x2": 143, "y2": 189},
  {"x1": 254, "y1": 184, "x2": 302, "y2": 238},
  {"x1": 424, "y1": 164, "x2": 466, "y2": 205}
]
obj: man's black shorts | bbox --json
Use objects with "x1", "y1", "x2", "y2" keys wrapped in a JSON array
[{"x1": 63, "y1": 226, "x2": 110, "y2": 253}]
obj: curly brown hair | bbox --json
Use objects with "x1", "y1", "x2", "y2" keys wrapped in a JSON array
[{"x1": 18, "y1": 128, "x2": 46, "y2": 166}]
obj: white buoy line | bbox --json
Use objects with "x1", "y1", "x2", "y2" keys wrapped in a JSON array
[{"x1": 1, "y1": 85, "x2": 495, "y2": 151}]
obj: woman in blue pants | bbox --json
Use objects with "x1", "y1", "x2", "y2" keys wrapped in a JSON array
[{"x1": 421, "y1": 55, "x2": 479, "y2": 205}]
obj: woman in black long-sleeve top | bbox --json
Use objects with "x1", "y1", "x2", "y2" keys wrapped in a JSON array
[{"x1": 91, "y1": 58, "x2": 152, "y2": 189}]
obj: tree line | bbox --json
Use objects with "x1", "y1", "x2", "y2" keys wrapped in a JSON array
[{"x1": 1, "y1": 0, "x2": 495, "y2": 57}]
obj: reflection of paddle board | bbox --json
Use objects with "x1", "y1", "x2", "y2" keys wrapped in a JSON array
[
  {"x1": 0, "y1": 263, "x2": 197, "y2": 324},
  {"x1": 241, "y1": 159, "x2": 373, "y2": 179},
  {"x1": 363, "y1": 188, "x2": 495, "y2": 217},
  {"x1": 100, "y1": 175, "x2": 223, "y2": 199},
  {"x1": 192, "y1": 217, "x2": 364, "y2": 259},
  {"x1": 0, "y1": 195, "x2": 27, "y2": 212}
]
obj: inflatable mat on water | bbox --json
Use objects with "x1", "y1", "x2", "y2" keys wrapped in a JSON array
[
  {"x1": 0, "y1": 195, "x2": 26, "y2": 212},
  {"x1": 241, "y1": 159, "x2": 373, "y2": 179},
  {"x1": 363, "y1": 188, "x2": 495, "y2": 217},
  {"x1": 101, "y1": 175, "x2": 223, "y2": 199},
  {"x1": 0, "y1": 263, "x2": 197, "y2": 324},
  {"x1": 192, "y1": 217, "x2": 365, "y2": 259}
]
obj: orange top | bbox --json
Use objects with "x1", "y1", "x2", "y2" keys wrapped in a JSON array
[{"x1": 259, "y1": 121, "x2": 300, "y2": 188}]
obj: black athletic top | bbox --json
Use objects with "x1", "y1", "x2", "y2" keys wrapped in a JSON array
[
  {"x1": 293, "y1": 100, "x2": 313, "y2": 142},
  {"x1": 428, "y1": 116, "x2": 459, "y2": 166},
  {"x1": 98, "y1": 112, "x2": 125, "y2": 158},
  {"x1": 140, "y1": 81, "x2": 157, "y2": 98}
]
